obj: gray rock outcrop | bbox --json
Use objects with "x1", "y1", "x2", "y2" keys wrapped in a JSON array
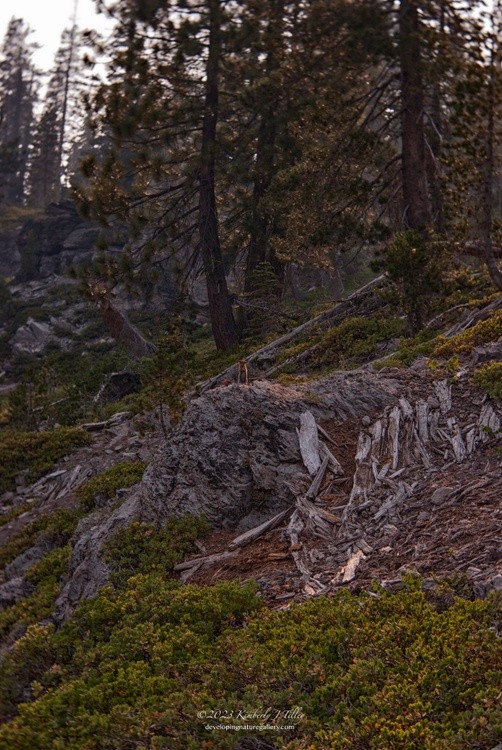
[
  {"x1": 0, "y1": 577, "x2": 34, "y2": 608},
  {"x1": 11, "y1": 317, "x2": 57, "y2": 355},
  {"x1": 55, "y1": 371, "x2": 401, "y2": 619}
]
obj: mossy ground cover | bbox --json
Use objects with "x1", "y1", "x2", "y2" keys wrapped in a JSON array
[
  {"x1": 0, "y1": 427, "x2": 91, "y2": 494},
  {"x1": 0, "y1": 575, "x2": 499, "y2": 749}
]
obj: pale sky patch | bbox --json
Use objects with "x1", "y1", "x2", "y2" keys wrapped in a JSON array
[{"x1": 0, "y1": 0, "x2": 113, "y2": 72}]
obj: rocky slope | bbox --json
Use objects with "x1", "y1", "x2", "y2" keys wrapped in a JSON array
[
  {"x1": 51, "y1": 357, "x2": 501, "y2": 620},
  {"x1": 0, "y1": 279, "x2": 500, "y2": 648}
]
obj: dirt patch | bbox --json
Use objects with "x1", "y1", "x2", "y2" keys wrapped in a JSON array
[{"x1": 191, "y1": 528, "x2": 296, "y2": 591}]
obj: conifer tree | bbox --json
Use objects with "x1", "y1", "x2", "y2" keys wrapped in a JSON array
[
  {"x1": 479, "y1": 1, "x2": 502, "y2": 289},
  {"x1": 28, "y1": 25, "x2": 82, "y2": 207},
  {"x1": 399, "y1": 0, "x2": 431, "y2": 233},
  {"x1": 77, "y1": 0, "x2": 243, "y2": 349},
  {"x1": 0, "y1": 18, "x2": 39, "y2": 205}
]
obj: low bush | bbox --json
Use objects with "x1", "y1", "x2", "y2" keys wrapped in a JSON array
[
  {"x1": 0, "y1": 579, "x2": 499, "y2": 749},
  {"x1": 309, "y1": 316, "x2": 405, "y2": 370},
  {"x1": 0, "y1": 508, "x2": 80, "y2": 570},
  {"x1": 434, "y1": 310, "x2": 502, "y2": 357},
  {"x1": 77, "y1": 461, "x2": 146, "y2": 512},
  {"x1": 0, "y1": 547, "x2": 71, "y2": 643},
  {"x1": 472, "y1": 361, "x2": 502, "y2": 400},
  {"x1": 104, "y1": 515, "x2": 210, "y2": 588},
  {"x1": 0, "y1": 427, "x2": 91, "y2": 494}
]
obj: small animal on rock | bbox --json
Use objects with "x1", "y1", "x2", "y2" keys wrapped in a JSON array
[{"x1": 237, "y1": 360, "x2": 249, "y2": 385}]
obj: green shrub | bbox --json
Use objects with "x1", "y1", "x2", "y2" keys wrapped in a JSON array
[
  {"x1": 0, "y1": 580, "x2": 499, "y2": 750},
  {"x1": 0, "y1": 547, "x2": 71, "y2": 716},
  {"x1": 0, "y1": 508, "x2": 80, "y2": 571},
  {"x1": 104, "y1": 515, "x2": 210, "y2": 588},
  {"x1": 77, "y1": 461, "x2": 146, "y2": 512},
  {"x1": 309, "y1": 316, "x2": 405, "y2": 370},
  {"x1": 0, "y1": 427, "x2": 91, "y2": 494},
  {"x1": 382, "y1": 329, "x2": 437, "y2": 368},
  {"x1": 0, "y1": 547, "x2": 71, "y2": 642},
  {"x1": 0, "y1": 623, "x2": 56, "y2": 722},
  {"x1": 434, "y1": 310, "x2": 502, "y2": 357},
  {"x1": 472, "y1": 361, "x2": 502, "y2": 400},
  {"x1": 372, "y1": 231, "x2": 444, "y2": 331},
  {"x1": 24, "y1": 545, "x2": 72, "y2": 587}
]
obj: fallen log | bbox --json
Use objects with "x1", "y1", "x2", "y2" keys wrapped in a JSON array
[
  {"x1": 442, "y1": 296, "x2": 502, "y2": 338},
  {"x1": 81, "y1": 411, "x2": 131, "y2": 432},
  {"x1": 306, "y1": 456, "x2": 330, "y2": 499},
  {"x1": 173, "y1": 549, "x2": 239, "y2": 572},
  {"x1": 228, "y1": 506, "x2": 293, "y2": 549}
]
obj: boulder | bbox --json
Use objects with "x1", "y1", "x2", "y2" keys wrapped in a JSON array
[
  {"x1": 0, "y1": 577, "x2": 34, "y2": 608},
  {"x1": 4, "y1": 543, "x2": 51, "y2": 581},
  {"x1": 12, "y1": 318, "x2": 56, "y2": 355},
  {"x1": 94, "y1": 371, "x2": 142, "y2": 404}
]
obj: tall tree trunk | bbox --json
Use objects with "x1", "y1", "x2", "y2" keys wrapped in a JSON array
[
  {"x1": 198, "y1": 0, "x2": 240, "y2": 350},
  {"x1": 481, "y1": 10, "x2": 502, "y2": 291},
  {"x1": 57, "y1": 5, "x2": 78, "y2": 200},
  {"x1": 428, "y1": 1, "x2": 445, "y2": 234},
  {"x1": 399, "y1": 0, "x2": 430, "y2": 233},
  {"x1": 245, "y1": 0, "x2": 285, "y2": 292}
]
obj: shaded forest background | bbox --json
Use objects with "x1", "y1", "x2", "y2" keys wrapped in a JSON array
[{"x1": 1, "y1": 0, "x2": 502, "y2": 353}]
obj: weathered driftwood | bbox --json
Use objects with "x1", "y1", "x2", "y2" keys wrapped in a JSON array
[
  {"x1": 442, "y1": 296, "x2": 502, "y2": 338},
  {"x1": 337, "y1": 378, "x2": 501, "y2": 553},
  {"x1": 319, "y1": 441, "x2": 344, "y2": 476},
  {"x1": 196, "y1": 274, "x2": 386, "y2": 392},
  {"x1": 317, "y1": 423, "x2": 337, "y2": 448},
  {"x1": 478, "y1": 402, "x2": 500, "y2": 437},
  {"x1": 229, "y1": 506, "x2": 293, "y2": 549},
  {"x1": 297, "y1": 496, "x2": 334, "y2": 539},
  {"x1": 435, "y1": 380, "x2": 452, "y2": 415},
  {"x1": 173, "y1": 549, "x2": 239, "y2": 572},
  {"x1": 306, "y1": 456, "x2": 330, "y2": 499},
  {"x1": 179, "y1": 562, "x2": 203, "y2": 583},
  {"x1": 340, "y1": 549, "x2": 367, "y2": 583},
  {"x1": 286, "y1": 510, "x2": 312, "y2": 577},
  {"x1": 81, "y1": 412, "x2": 131, "y2": 432},
  {"x1": 298, "y1": 411, "x2": 321, "y2": 476}
]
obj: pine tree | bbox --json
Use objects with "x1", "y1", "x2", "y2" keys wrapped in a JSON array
[
  {"x1": 0, "y1": 18, "x2": 39, "y2": 205},
  {"x1": 399, "y1": 0, "x2": 431, "y2": 233},
  {"x1": 28, "y1": 25, "x2": 81, "y2": 207},
  {"x1": 479, "y1": 1, "x2": 502, "y2": 289},
  {"x1": 257, "y1": 0, "x2": 396, "y2": 272},
  {"x1": 76, "y1": 0, "x2": 244, "y2": 349}
]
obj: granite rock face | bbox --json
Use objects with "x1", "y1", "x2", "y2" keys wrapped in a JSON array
[{"x1": 15, "y1": 201, "x2": 121, "y2": 282}]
